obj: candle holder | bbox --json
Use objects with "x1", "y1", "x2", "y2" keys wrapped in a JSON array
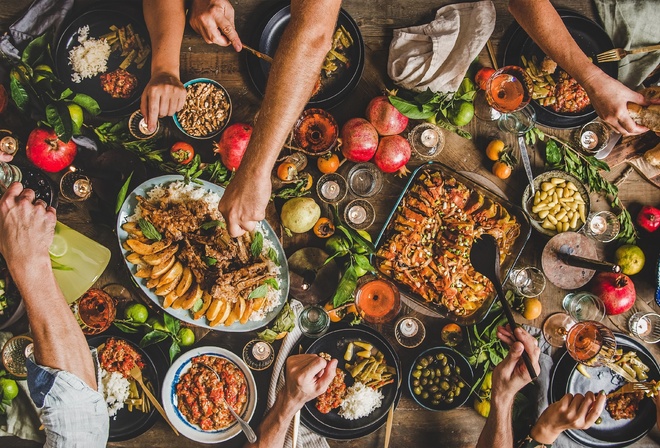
[
  {"x1": 394, "y1": 316, "x2": 425, "y2": 348},
  {"x1": 60, "y1": 167, "x2": 93, "y2": 202},
  {"x1": 583, "y1": 211, "x2": 620, "y2": 243},
  {"x1": 575, "y1": 119, "x2": 611, "y2": 154},
  {"x1": 0, "y1": 130, "x2": 19, "y2": 156},
  {"x1": 509, "y1": 266, "x2": 546, "y2": 298},
  {"x1": 316, "y1": 173, "x2": 347, "y2": 204},
  {"x1": 343, "y1": 199, "x2": 375, "y2": 230},
  {"x1": 408, "y1": 123, "x2": 445, "y2": 159},
  {"x1": 347, "y1": 163, "x2": 383, "y2": 198},
  {"x1": 242, "y1": 339, "x2": 275, "y2": 370},
  {"x1": 128, "y1": 110, "x2": 160, "y2": 140},
  {"x1": 628, "y1": 312, "x2": 660, "y2": 343}
]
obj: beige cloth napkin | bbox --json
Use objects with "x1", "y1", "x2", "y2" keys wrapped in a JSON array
[
  {"x1": 388, "y1": 1, "x2": 496, "y2": 93},
  {"x1": 0, "y1": 331, "x2": 44, "y2": 444},
  {"x1": 266, "y1": 300, "x2": 328, "y2": 448}
]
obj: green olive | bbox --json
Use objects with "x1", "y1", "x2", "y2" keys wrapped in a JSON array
[
  {"x1": 455, "y1": 366, "x2": 461, "y2": 375},
  {"x1": 434, "y1": 378, "x2": 441, "y2": 385},
  {"x1": 447, "y1": 391, "x2": 454, "y2": 399},
  {"x1": 414, "y1": 386, "x2": 422, "y2": 395},
  {"x1": 422, "y1": 392, "x2": 429, "y2": 400},
  {"x1": 445, "y1": 396, "x2": 454, "y2": 404},
  {"x1": 440, "y1": 381, "x2": 450, "y2": 391},
  {"x1": 412, "y1": 379, "x2": 420, "y2": 387},
  {"x1": 426, "y1": 355, "x2": 434, "y2": 364},
  {"x1": 412, "y1": 369, "x2": 422, "y2": 379},
  {"x1": 436, "y1": 353, "x2": 446, "y2": 361},
  {"x1": 440, "y1": 358, "x2": 448, "y2": 366},
  {"x1": 434, "y1": 393, "x2": 443, "y2": 401},
  {"x1": 442, "y1": 366, "x2": 451, "y2": 376},
  {"x1": 420, "y1": 359, "x2": 429, "y2": 368},
  {"x1": 421, "y1": 378, "x2": 428, "y2": 386},
  {"x1": 429, "y1": 370, "x2": 435, "y2": 380},
  {"x1": 422, "y1": 369, "x2": 431, "y2": 378},
  {"x1": 458, "y1": 381, "x2": 465, "y2": 388},
  {"x1": 595, "y1": 417, "x2": 602, "y2": 425},
  {"x1": 435, "y1": 368, "x2": 443, "y2": 377},
  {"x1": 431, "y1": 400, "x2": 440, "y2": 406},
  {"x1": 429, "y1": 385, "x2": 439, "y2": 393}
]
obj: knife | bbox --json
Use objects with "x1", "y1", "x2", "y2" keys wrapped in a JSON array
[{"x1": 558, "y1": 246, "x2": 621, "y2": 273}]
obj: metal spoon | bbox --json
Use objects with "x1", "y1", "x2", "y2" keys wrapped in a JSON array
[
  {"x1": 199, "y1": 363, "x2": 257, "y2": 443},
  {"x1": 469, "y1": 234, "x2": 538, "y2": 381}
]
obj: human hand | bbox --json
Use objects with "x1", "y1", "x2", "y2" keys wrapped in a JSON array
[
  {"x1": 582, "y1": 71, "x2": 650, "y2": 136},
  {"x1": 218, "y1": 171, "x2": 271, "y2": 237},
  {"x1": 190, "y1": 0, "x2": 242, "y2": 51},
  {"x1": 0, "y1": 183, "x2": 56, "y2": 268},
  {"x1": 284, "y1": 354, "x2": 338, "y2": 410},
  {"x1": 0, "y1": 152, "x2": 13, "y2": 163},
  {"x1": 530, "y1": 391, "x2": 606, "y2": 444},
  {"x1": 140, "y1": 72, "x2": 186, "y2": 133},
  {"x1": 492, "y1": 326, "x2": 541, "y2": 403}
]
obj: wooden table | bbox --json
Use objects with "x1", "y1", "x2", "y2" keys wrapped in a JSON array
[{"x1": 2, "y1": 0, "x2": 660, "y2": 447}]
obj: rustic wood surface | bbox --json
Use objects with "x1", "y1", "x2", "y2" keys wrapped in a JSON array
[{"x1": 2, "y1": 0, "x2": 660, "y2": 447}]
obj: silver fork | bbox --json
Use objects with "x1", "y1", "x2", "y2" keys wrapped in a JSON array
[
  {"x1": 596, "y1": 44, "x2": 660, "y2": 63},
  {"x1": 609, "y1": 381, "x2": 655, "y2": 396}
]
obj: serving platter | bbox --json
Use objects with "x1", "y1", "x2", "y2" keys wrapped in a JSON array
[{"x1": 116, "y1": 175, "x2": 289, "y2": 332}]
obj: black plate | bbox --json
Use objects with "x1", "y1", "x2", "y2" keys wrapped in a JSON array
[
  {"x1": 502, "y1": 9, "x2": 617, "y2": 129},
  {"x1": 549, "y1": 333, "x2": 660, "y2": 447},
  {"x1": 55, "y1": 8, "x2": 151, "y2": 116},
  {"x1": 89, "y1": 334, "x2": 167, "y2": 442},
  {"x1": 246, "y1": 4, "x2": 364, "y2": 109},
  {"x1": 301, "y1": 325, "x2": 401, "y2": 439}
]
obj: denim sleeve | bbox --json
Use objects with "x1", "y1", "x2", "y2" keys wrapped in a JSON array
[{"x1": 26, "y1": 358, "x2": 109, "y2": 448}]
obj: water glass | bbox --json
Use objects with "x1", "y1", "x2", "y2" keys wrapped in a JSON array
[
  {"x1": 343, "y1": 199, "x2": 375, "y2": 230},
  {"x1": 347, "y1": 163, "x2": 383, "y2": 197},
  {"x1": 316, "y1": 173, "x2": 348, "y2": 204},
  {"x1": 509, "y1": 266, "x2": 546, "y2": 297},
  {"x1": 498, "y1": 104, "x2": 536, "y2": 134},
  {"x1": 583, "y1": 211, "x2": 620, "y2": 243},
  {"x1": 576, "y1": 119, "x2": 611, "y2": 154},
  {"x1": 298, "y1": 305, "x2": 330, "y2": 338},
  {"x1": 562, "y1": 291, "x2": 606, "y2": 322},
  {"x1": 628, "y1": 312, "x2": 660, "y2": 343}
]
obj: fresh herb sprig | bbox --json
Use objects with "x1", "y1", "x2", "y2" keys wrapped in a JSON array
[
  {"x1": 541, "y1": 132, "x2": 638, "y2": 244},
  {"x1": 464, "y1": 312, "x2": 509, "y2": 395},
  {"x1": 114, "y1": 313, "x2": 185, "y2": 363}
]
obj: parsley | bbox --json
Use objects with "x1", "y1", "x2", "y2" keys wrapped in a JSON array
[
  {"x1": 251, "y1": 231, "x2": 263, "y2": 258},
  {"x1": 138, "y1": 218, "x2": 162, "y2": 241}
]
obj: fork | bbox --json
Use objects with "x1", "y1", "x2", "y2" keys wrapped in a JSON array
[
  {"x1": 608, "y1": 381, "x2": 656, "y2": 396},
  {"x1": 596, "y1": 44, "x2": 660, "y2": 63}
]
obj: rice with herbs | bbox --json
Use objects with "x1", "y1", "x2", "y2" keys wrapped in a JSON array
[
  {"x1": 338, "y1": 382, "x2": 383, "y2": 420},
  {"x1": 68, "y1": 25, "x2": 111, "y2": 83}
]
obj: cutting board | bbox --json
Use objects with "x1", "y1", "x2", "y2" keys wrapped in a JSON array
[{"x1": 604, "y1": 131, "x2": 660, "y2": 188}]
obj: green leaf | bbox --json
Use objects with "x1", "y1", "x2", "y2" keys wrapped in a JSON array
[
  {"x1": 169, "y1": 341, "x2": 181, "y2": 363},
  {"x1": 353, "y1": 253, "x2": 375, "y2": 273},
  {"x1": 22, "y1": 33, "x2": 49, "y2": 66},
  {"x1": 113, "y1": 319, "x2": 141, "y2": 334},
  {"x1": 115, "y1": 172, "x2": 134, "y2": 214},
  {"x1": 71, "y1": 93, "x2": 101, "y2": 115},
  {"x1": 267, "y1": 247, "x2": 280, "y2": 266},
  {"x1": 264, "y1": 278, "x2": 279, "y2": 289},
  {"x1": 203, "y1": 256, "x2": 217, "y2": 266},
  {"x1": 59, "y1": 88, "x2": 73, "y2": 100},
  {"x1": 139, "y1": 330, "x2": 169, "y2": 347},
  {"x1": 9, "y1": 77, "x2": 29, "y2": 112},
  {"x1": 192, "y1": 298, "x2": 204, "y2": 312},
  {"x1": 544, "y1": 140, "x2": 562, "y2": 164},
  {"x1": 256, "y1": 329, "x2": 279, "y2": 343},
  {"x1": 332, "y1": 265, "x2": 358, "y2": 307},
  {"x1": 389, "y1": 95, "x2": 435, "y2": 119},
  {"x1": 45, "y1": 104, "x2": 65, "y2": 140},
  {"x1": 251, "y1": 231, "x2": 263, "y2": 257},
  {"x1": 138, "y1": 218, "x2": 162, "y2": 241},
  {"x1": 413, "y1": 88, "x2": 437, "y2": 105},
  {"x1": 164, "y1": 313, "x2": 180, "y2": 335},
  {"x1": 248, "y1": 284, "x2": 269, "y2": 299},
  {"x1": 200, "y1": 220, "x2": 225, "y2": 230}
]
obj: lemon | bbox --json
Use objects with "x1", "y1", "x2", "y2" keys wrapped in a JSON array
[
  {"x1": 615, "y1": 244, "x2": 645, "y2": 276},
  {"x1": 48, "y1": 234, "x2": 67, "y2": 258},
  {"x1": 67, "y1": 103, "x2": 84, "y2": 133},
  {"x1": 34, "y1": 64, "x2": 53, "y2": 82}
]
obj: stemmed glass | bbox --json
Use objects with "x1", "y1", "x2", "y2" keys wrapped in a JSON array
[
  {"x1": 474, "y1": 66, "x2": 533, "y2": 123},
  {"x1": 542, "y1": 292, "x2": 606, "y2": 347},
  {"x1": 565, "y1": 321, "x2": 617, "y2": 367}
]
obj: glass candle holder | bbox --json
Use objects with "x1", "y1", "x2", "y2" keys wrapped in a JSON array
[
  {"x1": 347, "y1": 163, "x2": 383, "y2": 198},
  {"x1": 242, "y1": 339, "x2": 275, "y2": 370},
  {"x1": 509, "y1": 266, "x2": 546, "y2": 298},
  {"x1": 60, "y1": 168, "x2": 93, "y2": 201},
  {"x1": 583, "y1": 211, "x2": 620, "y2": 243},
  {"x1": 394, "y1": 316, "x2": 426, "y2": 348},
  {"x1": 298, "y1": 305, "x2": 330, "y2": 338},
  {"x1": 408, "y1": 123, "x2": 445, "y2": 158},
  {"x1": 128, "y1": 110, "x2": 160, "y2": 140},
  {"x1": 316, "y1": 173, "x2": 347, "y2": 204},
  {"x1": 343, "y1": 199, "x2": 375, "y2": 230},
  {"x1": 0, "y1": 130, "x2": 19, "y2": 156},
  {"x1": 576, "y1": 119, "x2": 611, "y2": 154},
  {"x1": 628, "y1": 312, "x2": 660, "y2": 344}
]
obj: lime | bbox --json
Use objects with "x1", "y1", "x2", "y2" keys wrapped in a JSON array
[
  {"x1": 449, "y1": 101, "x2": 474, "y2": 126},
  {"x1": 34, "y1": 64, "x2": 53, "y2": 83},
  {"x1": 147, "y1": 317, "x2": 168, "y2": 332},
  {"x1": 48, "y1": 234, "x2": 67, "y2": 258},
  {"x1": 0, "y1": 378, "x2": 19, "y2": 401},
  {"x1": 67, "y1": 103, "x2": 84, "y2": 133},
  {"x1": 325, "y1": 235, "x2": 350, "y2": 255},
  {"x1": 177, "y1": 328, "x2": 195, "y2": 347},
  {"x1": 615, "y1": 244, "x2": 645, "y2": 275},
  {"x1": 125, "y1": 302, "x2": 149, "y2": 323}
]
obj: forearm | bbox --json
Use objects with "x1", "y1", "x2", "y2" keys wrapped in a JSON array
[
  {"x1": 235, "y1": 0, "x2": 340, "y2": 181},
  {"x1": 10, "y1": 256, "x2": 96, "y2": 389},
  {"x1": 244, "y1": 393, "x2": 301, "y2": 448},
  {"x1": 476, "y1": 392, "x2": 516, "y2": 448},
  {"x1": 144, "y1": 0, "x2": 186, "y2": 76}
]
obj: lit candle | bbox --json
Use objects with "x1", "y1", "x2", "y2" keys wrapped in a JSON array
[
  {"x1": 320, "y1": 180, "x2": 340, "y2": 200},
  {"x1": 635, "y1": 316, "x2": 650, "y2": 337},
  {"x1": 420, "y1": 128, "x2": 439, "y2": 148},
  {"x1": 580, "y1": 131, "x2": 598, "y2": 150},
  {"x1": 73, "y1": 178, "x2": 92, "y2": 198},
  {"x1": 589, "y1": 215, "x2": 607, "y2": 235},
  {"x1": 347, "y1": 204, "x2": 367, "y2": 225},
  {"x1": 399, "y1": 318, "x2": 418, "y2": 337},
  {"x1": 251, "y1": 341, "x2": 272, "y2": 361},
  {"x1": 0, "y1": 135, "x2": 18, "y2": 156}
]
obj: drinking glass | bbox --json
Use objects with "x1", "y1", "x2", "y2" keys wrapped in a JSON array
[
  {"x1": 497, "y1": 105, "x2": 537, "y2": 134},
  {"x1": 242, "y1": 339, "x2": 275, "y2": 370},
  {"x1": 575, "y1": 119, "x2": 611, "y2": 154},
  {"x1": 347, "y1": 163, "x2": 383, "y2": 198},
  {"x1": 542, "y1": 312, "x2": 577, "y2": 347},
  {"x1": 316, "y1": 173, "x2": 347, "y2": 204},
  {"x1": 60, "y1": 168, "x2": 93, "y2": 202},
  {"x1": 583, "y1": 211, "x2": 620, "y2": 243},
  {"x1": 408, "y1": 123, "x2": 445, "y2": 159},
  {"x1": 628, "y1": 312, "x2": 660, "y2": 343},
  {"x1": 343, "y1": 199, "x2": 375, "y2": 230},
  {"x1": 354, "y1": 276, "x2": 401, "y2": 324},
  {"x1": 298, "y1": 305, "x2": 330, "y2": 338},
  {"x1": 476, "y1": 66, "x2": 534, "y2": 127},
  {"x1": 565, "y1": 320, "x2": 617, "y2": 367},
  {"x1": 71, "y1": 289, "x2": 116, "y2": 335},
  {"x1": 509, "y1": 266, "x2": 546, "y2": 297},
  {"x1": 562, "y1": 292, "x2": 606, "y2": 322},
  {"x1": 394, "y1": 316, "x2": 426, "y2": 348}
]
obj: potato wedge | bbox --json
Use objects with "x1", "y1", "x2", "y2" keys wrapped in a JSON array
[
  {"x1": 121, "y1": 222, "x2": 144, "y2": 238},
  {"x1": 155, "y1": 279, "x2": 178, "y2": 296},
  {"x1": 210, "y1": 301, "x2": 229, "y2": 327},
  {"x1": 206, "y1": 298, "x2": 225, "y2": 322},
  {"x1": 126, "y1": 253, "x2": 143, "y2": 265},
  {"x1": 252, "y1": 297, "x2": 266, "y2": 311},
  {"x1": 135, "y1": 266, "x2": 152, "y2": 278},
  {"x1": 175, "y1": 267, "x2": 193, "y2": 297},
  {"x1": 163, "y1": 290, "x2": 178, "y2": 308},
  {"x1": 239, "y1": 299, "x2": 253, "y2": 325},
  {"x1": 122, "y1": 241, "x2": 132, "y2": 251},
  {"x1": 146, "y1": 277, "x2": 160, "y2": 289},
  {"x1": 126, "y1": 238, "x2": 171, "y2": 256},
  {"x1": 193, "y1": 292, "x2": 212, "y2": 320},
  {"x1": 157, "y1": 261, "x2": 183, "y2": 287},
  {"x1": 182, "y1": 284, "x2": 203, "y2": 310},
  {"x1": 143, "y1": 244, "x2": 178, "y2": 266},
  {"x1": 151, "y1": 255, "x2": 176, "y2": 279},
  {"x1": 172, "y1": 294, "x2": 187, "y2": 310},
  {"x1": 224, "y1": 301, "x2": 241, "y2": 326}
]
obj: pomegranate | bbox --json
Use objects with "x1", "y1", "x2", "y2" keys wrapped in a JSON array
[
  {"x1": 213, "y1": 123, "x2": 252, "y2": 171},
  {"x1": 365, "y1": 96, "x2": 408, "y2": 136},
  {"x1": 591, "y1": 272, "x2": 636, "y2": 315},
  {"x1": 340, "y1": 118, "x2": 378, "y2": 162},
  {"x1": 374, "y1": 135, "x2": 411, "y2": 176},
  {"x1": 26, "y1": 127, "x2": 77, "y2": 173}
]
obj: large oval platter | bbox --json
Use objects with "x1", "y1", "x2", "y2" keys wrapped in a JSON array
[{"x1": 116, "y1": 175, "x2": 289, "y2": 332}]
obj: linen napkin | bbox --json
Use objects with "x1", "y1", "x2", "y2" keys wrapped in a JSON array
[
  {"x1": 266, "y1": 299, "x2": 328, "y2": 448},
  {"x1": 594, "y1": 0, "x2": 660, "y2": 89},
  {"x1": 0, "y1": 331, "x2": 44, "y2": 444},
  {"x1": 387, "y1": 1, "x2": 496, "y2": 93}
]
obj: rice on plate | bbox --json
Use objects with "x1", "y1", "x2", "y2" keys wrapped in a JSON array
[
  {"x1": 68, "y1": 25, "x2": 111, "y2": 83},
  {"x1": 99, "y1": 369, "x2": 131, "y2": 417},
  {"x1": 339, "y1": 382, "x2": 384, "y2": 420}
]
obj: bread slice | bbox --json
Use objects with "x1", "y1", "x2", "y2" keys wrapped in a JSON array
[{"x1": 628, "y1": 87, "x2": 660, "y2": 132}]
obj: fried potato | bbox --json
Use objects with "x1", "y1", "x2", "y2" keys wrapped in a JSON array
[
  {"x1": 121, "y1": 222, "x2": 144, "y2": 238},
  {"x1": 126, "y1": 252, "x2": 143, "y2": 265},
  {"x1": 171, "y1": 294, "x2": 187, "y2": 310},
  {"x1": 175, "y1": 267, "x2": 193, "y2": 297},
  {"x1": 126, "y1": 238, "x2": 171, "y2": 256},
  {"x1": 193, "y1": 292, "x2": 212, "y2": 320},
  {"x1": 151, "y1": 255, "x2": 176, "y2": 279},
  {"x1": 135, "y1": 266, "x2": 152, "y2": 278},
  {"x1": 239, "y1": 299, "x2": 253, "y2": 325},
  {"x1": 157, "y1": 261, "x2": 183, "y2": 287},
  {"x1": 224, "y1": 300, "x2": 242, "y2": 326},
  {"x1": 142, "y1": 244, "x2": 178, "y2": 266},
  {"x1": 146, "y1": 277, "x2": 160, "y2": 289},
  {"x1": 122, "y1": 241, "x2": 132, "y2": 251},
  {"x1": 211, "y1": 301, "x2": 232, "y2": 326},
  {"x1": 182, "y1": 283, "x2": 203, "y2": 310},
  {"x1": 163, "y1": 290, "x2": 178, "y2": 308},
  {"x1": 252, "y1": 297, "x2": 266, "y2": 311},
  {"x1": 206, "y1": 298, "x2": 224, "y2": 322},
  {"x1": 155, "y1": 278, "x2": 179, "y2": 296}
]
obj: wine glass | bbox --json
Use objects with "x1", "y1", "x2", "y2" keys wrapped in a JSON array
[
  {"x1": 474, "y1": 66, "x2": 533, "y2": 122},
  {"x1": 565, "y1": 320, "x2": 617, "y2": 367}
]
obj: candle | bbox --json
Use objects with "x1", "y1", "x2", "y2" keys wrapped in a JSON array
[
  {"x1": 251, "y1": 341, "x2": 272, "y2": 361},
  {"x1": 73, "y1": 178, "x2": 92, "y2": 198},
  {"x1": 320, "y1": 180, "x2": 340, "y2": 200},
  {"x1": 0, "y1": 135, "x2": 18, "y2": 156},
  {"x1": 420, "y1": 128, "x2": 439, "y2": 148},
  {"x1": 635, "y1": 316, "x2": 650, "y2": 337},
  {"x1": 399, "y1": 318, "x2": 418, "y2": 337},
  {"x1": 589, "y1": 215, "x2": 607, "y2": 235},
  {"x1": 347, "y1": 204, "x2": 367, "y2": 225},
  {"x1": 580, "y1": 130, "x2": 598, "y2": 150},
  {"x1": 139, "y1": 118, "x2": 157, "y2": 135}
]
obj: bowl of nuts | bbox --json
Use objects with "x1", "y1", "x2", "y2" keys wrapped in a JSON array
[{"x1": 173, "y1": 78, "x2": 232, "y2": 139}]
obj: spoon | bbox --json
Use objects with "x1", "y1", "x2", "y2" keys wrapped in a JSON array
[
  {"x1": 469, "y1": 234, "x2": 538, "y2": 381},
  {"x1": 199, "y1": 363, "x2": 257, "y2": 443}
]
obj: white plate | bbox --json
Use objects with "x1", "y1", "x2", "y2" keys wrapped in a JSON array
[
  {"x1": 116, "y1": 175, "x2": 289, "y2": 332},
  {"x1": 162, "y1": 347, "x2": 257, "y2": 444}
]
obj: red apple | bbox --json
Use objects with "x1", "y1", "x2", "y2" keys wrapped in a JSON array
[
  {"x1": 213, "y1": 123, "x2": 252, "y2": 171},
  {"x1": 26, "y1": 127, "x2": 77, "y2": 173},
  {"x1": 591, "y1": 272, "x2": 636, "y2": 315},
  {"x1": 365, "y1": 96, "x2": 408, "y2": 136}
]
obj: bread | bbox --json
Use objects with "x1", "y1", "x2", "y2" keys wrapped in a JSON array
[
  {"x1": 628, "y1": 87, "x2": 660, "y2": 132},
  {"x1": 644, "y1": 141, "x2": 660, "y2": 167}
]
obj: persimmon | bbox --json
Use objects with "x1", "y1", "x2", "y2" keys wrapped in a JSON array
[
  {"x1": 317, "y1": 153, "x2": 340, "y2": 174},
  {"x1": 485, "y1": 139, "x2": 505, "y2": 161},
  {"x1": 277, "y1": 162, "x2": 298, "y2": 181},
  {"x1": 313, "y1": 217, "x2": 335, "y2": 238}
]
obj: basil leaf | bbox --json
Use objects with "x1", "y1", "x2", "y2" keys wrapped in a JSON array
[
  {"x1": 192, "y1": 298, "x2": 204, "y2": 312},
  {"x1": 267, "y1": 247, "x2": 280, "y2": 266},
  {"x1": 9, "y1": 77, "x2": 29, "y2": 112},
  {"x1": 115, "y1": 171, "x2": 133, "y2": 214},
  {"x1": 169, "y1": 341, "x2": 181, "y2": 363},
  {"x1": 264, "y1": 278, "x2": 279, "y2": 289},
  {"x1": 71, "y1": 93, "x2": 101, "y2": 115},
  {"x1": 139, "y1": 330, "x2": 169, "y2": 347},
  {"x1": 203, "y1": 256, "x2": 217, "y2": 266},
  {"x1": 138, "y1": 218, "x2": 162, "y2": 241},
  {"x1": 164, "y1": 312, "x2": 180, "y2": 335},
  {"x1": 248, "y1": 284, "x2": 269, "y2": 299},
  {"x1": 544, "y1": 140, "x2": 562, "y2": 164},
  {"x1": 332, "y1": 265, "x2": 358, "y2": 308},
  {"x1": 388, "y1": 95, "x2": 435, "y2": 119},
  {"x1": 200, "y1": 220, "x2": 225, "y2": 230},
  {"x1": 251, "y1": 231, "x2": 263, "y2": 257}
]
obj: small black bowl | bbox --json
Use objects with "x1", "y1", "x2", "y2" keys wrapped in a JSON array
[{"x1": 408, "y1": 346, "x2": 474, "y2": 411}]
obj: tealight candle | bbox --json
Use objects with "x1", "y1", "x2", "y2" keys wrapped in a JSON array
[
  {"x1": 320, "y1": 180, "x2": 340, "y2": 200},
  {"x1": 399, "y1": 318, "x2": 418, "y2": 337},
  {"x1": 588, "y1": 215, "x2": 607, "y2": 235}
]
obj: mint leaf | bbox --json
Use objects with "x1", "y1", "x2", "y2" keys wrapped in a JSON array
[
  {"x1": 248, "y1": 284, "x2": 269, "y2": 299},
  {"x1": 267, "y1": 247, "x2": 280, "y2": 266},
  {"x1": 264, "y1": 278, "x2": 279, "y2": 289},
  {"x1": 138, "y1": 218, "x2": 162, "y2": 241},
  {"x1": 200, "y1": 220, "x2": 225, "y2": 230},
  {"x1": 251, "y1": 231, "x2": 263, "y2": 258}
]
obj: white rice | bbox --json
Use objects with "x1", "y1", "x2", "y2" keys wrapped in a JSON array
[
  {"x1": 338, "y1": 382, "x2": 383, "y2": 420},
  {"x1": 68, "y1": 25, "x2": 111, "y2": 83},
  {"x1": 99, "y1": 368, "x2": 130, "y2": 418}
]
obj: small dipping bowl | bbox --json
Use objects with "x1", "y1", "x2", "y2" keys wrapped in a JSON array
[
  {"x1": 173, "y1": 78, "x2": 232, "y2": 140},
  {"x1": 293, "y1": 108, "x2": 338, "y2": 156}
]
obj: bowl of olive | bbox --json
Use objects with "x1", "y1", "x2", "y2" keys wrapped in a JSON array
[{"x1": 408, "y1": 346, "x2": 474, "y2": 411}]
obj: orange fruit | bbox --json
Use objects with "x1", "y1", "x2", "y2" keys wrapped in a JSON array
[
  {"x1": 485, "y1": 139, "x2": 505, "y2": 161},
  {"x1": 317, "y1": 153, "x2": 340, "y2": 174},
  {"x1": 522, "y1": 298, "x2": 543, "y2": 320},
  {"x1": 492, "y1": 161, "x2": 512, "y2": 179},
  {"x1": 300, "y1": 172, "x2": 313, "y2": 191},
  {"x1": 277, "y1": 162, "x2": 298, "y2": 181}
]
